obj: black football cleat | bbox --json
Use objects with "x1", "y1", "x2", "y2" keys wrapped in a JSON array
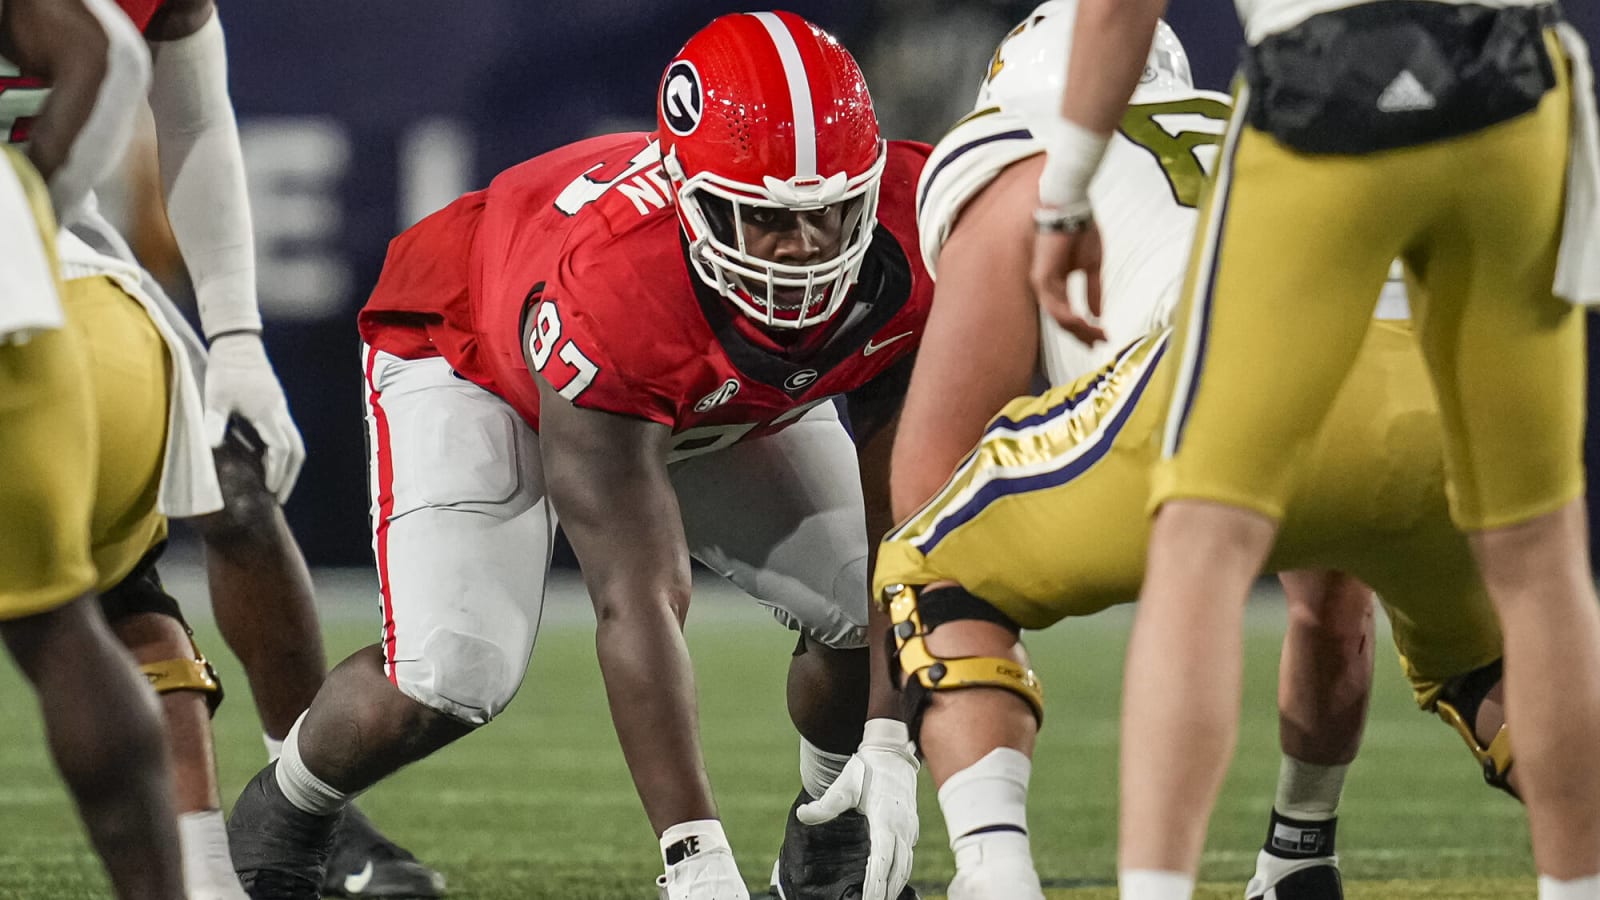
[
  {"x1": 228, "y1": 763, "x2": 338, "y2": 900},
  {"x1": 322, "y1": 804, "x2": 447, "y2": 898},
  {"x1": 769, "y1": 789, "x2": 919, "y2": 900},
  {"x1": 1246, "y1": 860, "x2": 1344, "y2": 900}
]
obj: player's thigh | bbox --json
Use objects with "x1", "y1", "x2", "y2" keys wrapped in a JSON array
[
  {"x1": 363, "y1": 348, "x2": 553, "y2": 724},
  {"x1": 0, "y1": 326, "x2": 99, "y2": 620},
  {"x1": 673, "y1": 401, "x2": 870, "y2": 649},
  {"x1": 1407, "y1": 59, "x2": 1582, "y2": 531},
  {"x1": 65, "y1": 276, "x2": 172, "y2": 592},
  {"x1": 1155, "y1": 121, "x2": 1408, "y2": 519},
  {"x1": 880, "y1": 333, "x2": 1170, "y2": 629},
  {"x1": 0, "y1": 153, "x2": 97, "y2": 620}
]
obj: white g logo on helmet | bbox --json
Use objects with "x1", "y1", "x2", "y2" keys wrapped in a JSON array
[{"x1": 661, "y1": 60, "x2": 703, "y2": 136}]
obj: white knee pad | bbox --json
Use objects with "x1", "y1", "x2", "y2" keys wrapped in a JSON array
[
  {"x1": 393, "y1": 627, "x2": 524, "y2": 726},
  {"x1": 752, "y1": 553, "x2": 869, "y2": 651}
]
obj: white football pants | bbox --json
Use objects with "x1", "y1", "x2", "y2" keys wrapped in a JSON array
[{"x1": 361, "y1": 346, "x2": 871, "y2": 725}]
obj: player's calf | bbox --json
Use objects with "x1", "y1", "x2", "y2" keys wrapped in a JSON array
[
  {"x1": 191, "y1": 420, "x2": 325, "y2": 742},
  {"x1": 881, "y1": 583, "x2": 1041, "y2": 750},
  {"x1": 100, "y1": 556, "x2": 243, "y2": 900},
  {"x1": 883, "y1": 583, "x2": 1042, "y2": 900},
  {"x1": 2, "y1": 595, "x2": 187, "y2": 900}
]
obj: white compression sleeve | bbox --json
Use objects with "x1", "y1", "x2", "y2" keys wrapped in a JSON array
[
  {"x1": 46, "y1": 0, "x2": 150, "y2": 222},
  {"x1": 147, "y1": 10, "x2": 261, "y2": 338}
]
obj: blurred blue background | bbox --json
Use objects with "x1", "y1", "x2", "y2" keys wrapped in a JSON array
[{"x1": 152, "y1": 1, "x2": 1599, "y2": 565}]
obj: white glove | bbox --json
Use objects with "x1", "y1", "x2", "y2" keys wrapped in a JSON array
[
  {"x1": 947, "y1": 862, "x2": 1046, "y2": 900},
  {"x1": 203, "y1": 332, "x2": 305, "y2": 503},
  {"x1": 796, "y1": 718, "x2": 920, "y2": 900},
  {"x1": 657, "y1": 820, "x2": 751, "y2": 900}
]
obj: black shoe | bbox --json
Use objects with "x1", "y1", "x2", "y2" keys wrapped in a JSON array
[
  {"x1": 322, "y1": 804, "x2": 447, "y2": 898},
  {"x1": 228, "y1": 763, "x2": 338, "y2": 900},
  {"x1": 769, "y1": 789, "x2": 919, "y2": 900},
  {"x1": 1246, "y1": 861, "x2": 1344, "y2": 900}
]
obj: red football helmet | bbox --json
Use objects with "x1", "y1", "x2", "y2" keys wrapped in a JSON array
[{"x1": 658, "y1": 11, "x2": 887, "y2": 330}]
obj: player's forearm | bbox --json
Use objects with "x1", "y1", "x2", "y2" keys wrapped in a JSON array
[
  {"x1": 17, "y1": 0, "x2": 150, "y2": 220},
  {"x1": 1060, "y1": 0, "x2": 1166, "y2": 136},
  {"x1": 1038, "y1": 0, "x2": 1164, "y2": 216},
  {"x1": 148, "y1": 10, "x2": 261, "y2": 338},
  {"x1": 592, "y1": 585, "x2": 720, "y2": 835}
]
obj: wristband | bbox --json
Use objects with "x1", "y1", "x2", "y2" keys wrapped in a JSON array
[
  {"x1": 1035, "y1": 117, "x2": 1111, "y2": 217},
  {"x1": 862, "y1": 717, "x2": 918, "y2": 763}
]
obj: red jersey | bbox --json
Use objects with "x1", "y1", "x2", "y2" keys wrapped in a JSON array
[
  {"x1": 359, "y1": 134, "x2": 933, "y2": 458},
  {"x1": 119, "y1": 0, "x2": 164, "y2": 31}
]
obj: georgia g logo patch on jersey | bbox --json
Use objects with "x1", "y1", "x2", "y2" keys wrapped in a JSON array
[{"x1": 661, "y1": 60, "x2": 703, "y2": 136}]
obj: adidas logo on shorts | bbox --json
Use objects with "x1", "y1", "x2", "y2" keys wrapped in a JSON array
[{"x1": 1377, "y1": 70, "x2": 1436, "y2": 112}]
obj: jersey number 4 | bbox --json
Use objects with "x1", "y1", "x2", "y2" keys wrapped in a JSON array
[
  {"x1": 526, "y1": 301, "x2": 600, "y2": 401},
  {"x1": 1118, "y1": 97, "x2": 1230, "y2": 209}
]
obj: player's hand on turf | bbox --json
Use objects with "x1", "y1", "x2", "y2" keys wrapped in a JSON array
[
  {"x1": 796, "y1": 718, "x2": 920, "y2": 900},
  {"x1": 1030, "y1": 220, "x2": 1107, "y2": 347},
  {"x1": 203, "y1": 332, "x2": 306, "y2": 503},
  {"x1": 657, "y1": 844, "x2": 750, "y2": 900}
]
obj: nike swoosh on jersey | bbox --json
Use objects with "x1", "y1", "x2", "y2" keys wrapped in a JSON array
[
  {"x1": 344, "y1": 861, "x2": 376, "y2": 894},
  {"x1": 863, "y1": 331, "x2": 914, "y2": 356}
]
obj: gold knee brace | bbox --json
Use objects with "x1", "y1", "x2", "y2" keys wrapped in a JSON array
[
  {"x1": 141, "y1": 636, "x2": 224, "y2": 716},
  {"x1": 881, "y1": 583, "x2": 1043, "y2": 739},
  {"x1": 1436, "y1": 696, "x2": 1514, "y2": 796}
]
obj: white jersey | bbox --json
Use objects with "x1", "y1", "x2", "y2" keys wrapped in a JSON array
[
  {"x1": 918, "y1": 86, "x2": 1413, "y2": 387},
  {"x1": 0, "y1": 152, "x2": 65, "y2": 342},
  {"x1": 1238, "y1": 0, "x2": 1548, "y2": 46},
  {"x1": 918, "y1": 87, "x2": 1230, "y2": 385}
]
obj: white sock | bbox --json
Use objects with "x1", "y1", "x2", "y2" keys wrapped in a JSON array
[
  {"x1": 1274, "y1": 756, "x2": 1347, "y2": 820},
  {"x1": 1540, "y1": 874, "x2": 1600, "y2": 900},
  {"x1": 178, "y1": 809, "x2": 247, "y2": 899},
  {"x1": 937, "y1": 747, "x2": 1032, "y2": 842},
  {"x1": 799, "y1": 738, "x2": 852, "y2": 799},
  {"x1": 274, "y1": 713, "x2": 348, "y2": 816},
  {"x1": 951, "y1": 827, "x2": 1034, "y2": 869},
  {"x1": 1119, "y1": 869, "x2": 1194, "y2": 900},
  {"x1": 263, "y1": 732, "x2": 285, "y2": 763}
]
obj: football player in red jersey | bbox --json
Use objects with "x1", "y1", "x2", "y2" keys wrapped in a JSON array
[{"x1": 229, "y1": 12, "x2": 925, "y2": 900}]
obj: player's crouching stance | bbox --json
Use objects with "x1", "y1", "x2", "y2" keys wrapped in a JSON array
[
  {"x1": 229, "y1": 13, "x2": 925, "y2": 900},
  {"x1": 882, "y1": 4, "x2": 1527, "y2": 898}
]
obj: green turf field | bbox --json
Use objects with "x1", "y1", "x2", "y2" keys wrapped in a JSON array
[{"x1": 0, "y1": 571, "x2": 1534, "y2": 898}]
